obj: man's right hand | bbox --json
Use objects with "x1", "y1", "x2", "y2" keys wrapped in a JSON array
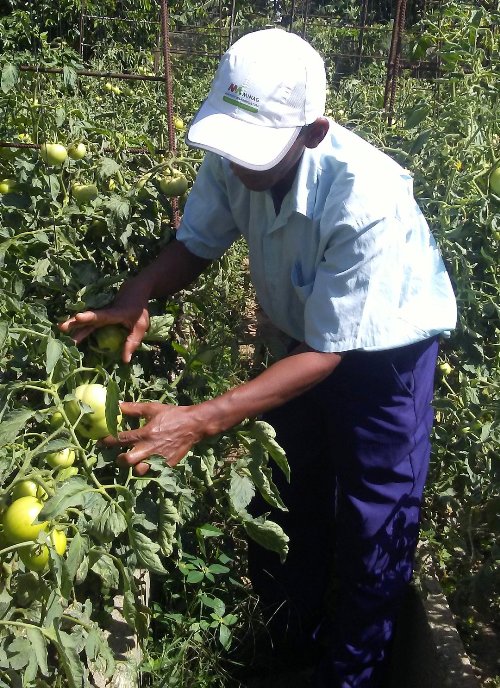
[{"x1": 58, "y1": 286, "x2": 151, "y2": 363}]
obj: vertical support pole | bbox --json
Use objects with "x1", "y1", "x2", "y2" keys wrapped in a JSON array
[
  {"x1": 288, "y1": 0, "x2": 296, "y2": 32},
  {"x1": 79, "y1": 0, "x2": 86, "y2": 59},
  {"x1": 228, "y1": 0, "x2": 237, "y2": 48},
  {"x1": 383, "y1": 0, "x2": 407, "y2": 126},
  {"x1": 218, "y1": 0, "x2": 223, "y2": 59},
  {"x1": 159, "y1": 0, "x2": 180, "y2": 229},
  {"x1": 301, "y1": 0, "x2": 310, "y2": 39},
  {"x1": 356, "y1": 0, "x2": 370, "y2": 71}
]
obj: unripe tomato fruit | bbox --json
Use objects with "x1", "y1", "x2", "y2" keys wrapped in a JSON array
[
  {"x1": 72, "y1": 182, "x2": 98, "y2": 205},
  {"x1": 3, "y1": 496, "x2": 48, "y2": 544},
  {"x1": 174, "y1": 116, "x2": 185, "y2": 131},
  {"x1": 65, "y1": 383, "x2": 121, "y2": 440},
  {"x1": 68, "y1": 142, "x2": 87, "y2": 160},
  {"x1": 39, "y1": 143, "x2": 68, "y2": 166},
  {"x1": 489, "y1": 166, "x2": 500, "y2": 196},
  {"x1": 11, "y1": 481, "x2": 46, "y2": 502},
  {"x1": 20, "y1": 529, "x2": 67, "y2": 572},
  {"x1": 0, "y1": 178, "x2": 16, "y2": 194},
  {"x1": 439, "y1": 362, "x2": 453, "y2": 376},
  {"x1": 49, "y1": 411, "x2": 64, "y2": 429},
  {"x1": 93, "y1": 325, "x2": 127, "y2": 354},
  {"x1": 111, "y1": 85, "x2": 121, "y2": 95},
  {"x1": 104, "y1": 82, "x2": 113, "y2": 92},
  {"x1": 159, "y1": 173, "x2": 189, "y2": 197},
  {"x1": 45, "y1": 447, "x2": 76, "y2": 469}
]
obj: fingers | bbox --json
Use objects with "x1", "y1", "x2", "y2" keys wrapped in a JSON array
[
  {"x1": 118, "y1": 401, "x2": 162, "y2": 418},
  {"x1": 58, "y1": 310, "x2": 111, "y2": 344}
]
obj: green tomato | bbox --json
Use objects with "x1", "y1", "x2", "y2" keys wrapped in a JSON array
[
  {"x1": 49, "y1": 410, "x2": 64, "y2": 429},
  {"x1": 174, "y1": 116, "x2": 185, "y2": 131},
  {"x1": 3, "y1": 496, "x2": 48, "y2": 544},
  {"x1": 65, "y1": 383, "x2": 121, "y2": 440},
  {"x1": 439, "y1": 362, "x2": 453, "y2": 376},
  {"x1": 45, "y1": 447, "x2": 76, "y2": 469},
  {"x1": 20, "y1": 529, "x2": 67, "y2": 572},
  {"x1": 93, "y1": 325, "x2": 128, "y2": 354},
  {"x1": 39, "y1": 143, "x2": 68, "y2": 166},
  {"x1": 159, "y1": 173, "x2": 189, "y2": 197},
  {"x1": 489, "y1": 166, "x2": 500, "y2": 196},
  {"x1": 0, "y1": 178, "x2": 17, "y2": 194},
  {"x1": 68, "y1": 142, "x2": 87, "y2": 160},
  {"x1": 104, "y1": 81, "x2": 113, "y2": 92},
  {"x1": 11, "y1": 481, "x2": 46, "y2": 502},
  {"x1": 72, "y1": 182, "x2": 98, "y2": 205}
]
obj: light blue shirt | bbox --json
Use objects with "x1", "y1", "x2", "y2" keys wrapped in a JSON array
[{"x1": 177, "y1": 120, "x2": 457, "y2": 352}]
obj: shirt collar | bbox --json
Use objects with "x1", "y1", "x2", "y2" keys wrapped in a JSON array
[{"x1": 279, "y1": 147, "x2": 320, "y2": 221}]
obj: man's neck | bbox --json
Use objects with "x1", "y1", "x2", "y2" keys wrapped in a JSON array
[{"x1": 270, "y1": 159, "x2": 301, "y2": 214}]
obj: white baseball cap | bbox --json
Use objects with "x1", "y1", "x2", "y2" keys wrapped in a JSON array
[{"x1": 186, "y1": 28, "x2": 326, "y2": 171}]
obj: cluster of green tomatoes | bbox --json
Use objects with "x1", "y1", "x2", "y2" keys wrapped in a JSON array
[{"x1": 0, "y1": 326, "x2": 127, "y2": 574}]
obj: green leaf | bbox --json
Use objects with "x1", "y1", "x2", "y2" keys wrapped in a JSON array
[
  {"x1": 62, "y1": 531, "x2": 86, "y2": 597},
  {"x1": 243, "y1": 516, "x2": 289, "y2": 563},
  {"x1": 6, "y1": 636, "x2": 31, "y2": 671},
  {"x1": 250, "y1": 422, "x2": 290, "y2": 481},
  {"x1": 0, "y1": 321, "x2": 8, "y2": 353},
  {"x1": 219, "y1": 623, "x2": 232, "y2": 649},
  {"x1": 0, "y1": 408, "x2": 34, "y2": 448},
  {"x1": 129, "y1": 528, "x2": 168, "y2": 574},
  {"x1": 63, "y1": 65, "x2": 77, "y2": 89},
  {"x1": 105, "y1": 378, "x2": 121, "y2": 437},
  {"x1": 107, "y1": 194, "x2": 130, "y2": 221},
  {"x1": 90, "y1": 552, "x2": 120, "y2": 589},
  {"x1": 144, "y1": 314, "x2": 176, "y2": 342},
  {"x1": 85, "y1": 628, "x2": 115, "y2": 678},
  {"x1": 26, "y1": 628, "x2": 48, "y2": 677},
  {"x1": 92, "y1": 501, "x2": 128, "y2": 542},
  {"x1": 99, "y1": 157, "x2": 121, "y2": 178},
  {"x1": 229, "y1": 467, "x2": 255, "y2": 514},
  {"x1": 54, "y1": 629, "x2": 84, "y2": 688},
  {"x1": 158, "y1": 496, "x2": 179, "y2": 557},
  {"x1": 39, "y1": 477, "x2": 89, "y2": 519},
  {"x1": 45, "y1": 335, "x2": 63, "y2": 375},
  {"x1": 1, "y1": 63, "x2": 18, "y2": 93}
]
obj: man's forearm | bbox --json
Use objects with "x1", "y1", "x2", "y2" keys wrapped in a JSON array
[
  {"x1": 193, "y1": 344, "x2": 343, "y2": 438},
  {"x1": 124, "y1": 238, "x2": 212, "y2": 301}
]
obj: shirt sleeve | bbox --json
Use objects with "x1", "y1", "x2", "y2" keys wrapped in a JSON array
[{"x1": 176, "y1": 153, "x2": 241, "y2": 260}]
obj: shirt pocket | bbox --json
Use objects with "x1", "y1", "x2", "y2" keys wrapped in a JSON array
[{"x1": 291, "y1": 261, "x2": 314, "y2": 304}]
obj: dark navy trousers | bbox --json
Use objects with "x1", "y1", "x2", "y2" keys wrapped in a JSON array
[{"x1": 247, "y1": 336, "x2": 439, "y2": 688}]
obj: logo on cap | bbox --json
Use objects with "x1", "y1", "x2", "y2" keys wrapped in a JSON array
[{"x1": 223, "y1": 83, "x2": 260, "y2": 113}]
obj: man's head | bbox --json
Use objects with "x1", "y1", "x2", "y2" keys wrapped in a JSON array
[{"x1": 186, "y1": 28, "x2": 327, "y2": 172}]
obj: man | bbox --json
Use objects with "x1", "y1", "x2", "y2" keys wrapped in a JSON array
[{"x1": 60, "y1": 28, "x2": 457, "y2": 688}]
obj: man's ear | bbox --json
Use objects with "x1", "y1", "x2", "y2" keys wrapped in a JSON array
[{"x1": 304, "y1": 117, "x2": 330, "y2": 149}]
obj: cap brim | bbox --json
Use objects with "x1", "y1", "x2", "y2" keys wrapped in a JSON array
[{"x1": 186, "y1": 99, "x2": 301, "y2": 171}]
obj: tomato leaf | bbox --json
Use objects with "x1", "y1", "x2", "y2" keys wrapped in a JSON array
[
  {"x1": 62, "y1": 531, "x2": 86, "y2": 596},
  {"x1": 45, "y1": 335, "x2": 63, "y2": 375},
  {"x1": 90, "y1": 551, "x2": 120, "y2": 589},
  {"x1": 39, "y1": 477, "x2": 89, "y2": 519},
  {"x1": 26, "y1": 627, "x2": 49, "y2": 677},
  {"x1": 229, "y1": 468, "x2": 255, "y2": 515},
  {"x1": 1, "y1": 62, "x2": 18, "y2": 93},
  {"x1": 128, "y1": 528, "x2": 168, "y2": 575},
  {"x1": 0, "y1": 408, "x2": 35, "y2": 448},
  {"x1": 53, "y1": 629, "x2": 84, "y2": 688},
  {"x1": 105, "y1": 378, "x2": 120, "y2": 438},
  {"x1": 243, "y1": 516, "x2": 290, "y2": 563}
]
